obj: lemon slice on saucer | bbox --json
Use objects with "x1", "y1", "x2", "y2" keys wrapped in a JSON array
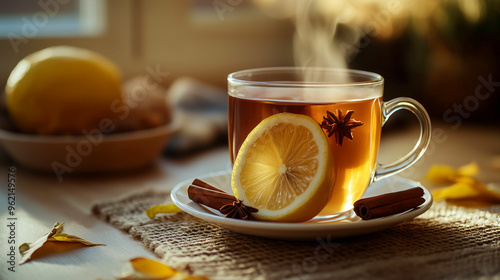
[{"x1": 231, "y1": 113, "x2": 333, "y2": 222}]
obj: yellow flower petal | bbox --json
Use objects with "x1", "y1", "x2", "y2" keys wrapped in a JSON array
[
  {"x1": 426, "y1": 162, "x2": 500, "y2": 207},
  {"x1": 454, "y1": 176, "x2": 476, "y2": 185},
  {"x1": 457, "y1": 162, "x2": 479, "y2": 177},
  {"x1": 432, "y1": 181, "x2": 482, "y2": 201},
  {"x1": 129, "y1": 257, "x2": 178, "y2": 279},
  {"x1": 472, "y1": 182, "x2": 500, "y2": 202},
  {"x1": 145, "y1": 203, "x2": 182, "y2": 219},
  {"x1": 425, "y1": 165, "x2": 457, "y2": 183},
  {"x1": 426, "y1": 162, "x2": 479, "y2": 184}
]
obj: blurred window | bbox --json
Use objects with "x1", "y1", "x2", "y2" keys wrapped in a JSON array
[{"x1": 0, "y1": 0, "x2": 105, "y2": 37}]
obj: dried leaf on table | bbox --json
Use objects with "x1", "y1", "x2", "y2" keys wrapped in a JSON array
[
  {"x1": 49, "y1": 233, "x2": 105, "y2": 246},
  {"x1": 19, "y1": 222, "x2": 104, "y2": 265},
  {"x1": 426, "y1": 162, "x2": 500, "y2": 207},
  {"x1": 425, "y1": 162, "x2": 479, "y2": 183},
  {"x1": 456, "y1": 162, "x2": 479, "y2": 177},
  {"x1": 425, "y1": 165, "x2": 456, "y2": 183},
  {"x1": 473, "y1": 182, "x2": 500, "y2": 201},
  {"x1": 19, "y1": 222, "x2": 64, "y2": 264},
  {"x1": 116, "y1": 257, "x2": 209, "y2": 280},
  {"x1": 432, "y1": 181, "x2": 482, "y2": 201},
  {"x1": 145, "y1": 202, "x2": 182, "y2": 219}
]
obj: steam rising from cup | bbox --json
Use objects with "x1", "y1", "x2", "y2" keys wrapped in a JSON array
[
  {"x1": 293, "y1": 0, "x2": 362, "y2": 83},
  {"x1": 254, "y1": 0, "x2": 486, "y2": 83}
]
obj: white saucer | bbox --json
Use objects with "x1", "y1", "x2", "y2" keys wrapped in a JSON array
[{"x1": 171, "y1": 172, "x2": 432, "y2": 241}]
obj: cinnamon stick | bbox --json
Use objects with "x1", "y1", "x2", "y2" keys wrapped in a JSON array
[
  {"x1": 191, "y1": 178, "x2": 227, "y2": 193},
  {"x1": 187, "y1": 179, "x2": 258, "y2": 220},
  {"x1": 353, "y1": 187, "x2": 425, "y2": 220},
  {"x1": 187, "y1": 183, "x2": 237, "y2": 210}
]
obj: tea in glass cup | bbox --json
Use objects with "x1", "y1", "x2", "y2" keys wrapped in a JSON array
[{"x1": 228, "y1": 67, "x2": 431, "y2": 219}]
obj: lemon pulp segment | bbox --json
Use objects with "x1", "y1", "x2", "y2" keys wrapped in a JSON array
[{"x1": 232, "y1": 113, "x2": 333, "y2": 222}]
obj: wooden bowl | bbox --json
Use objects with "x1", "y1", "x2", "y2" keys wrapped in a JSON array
[{"x1": 0, "y1": 119, "x2": 179, "y2": 178}]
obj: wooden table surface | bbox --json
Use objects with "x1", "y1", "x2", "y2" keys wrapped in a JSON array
[{"x1": 0, "y1": 121, "x2": 499, "y2": 280}]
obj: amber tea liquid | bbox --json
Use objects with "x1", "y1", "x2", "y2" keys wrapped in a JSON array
[{"x1": 229, "y1": 95, "x2": 382, "y2": 214}]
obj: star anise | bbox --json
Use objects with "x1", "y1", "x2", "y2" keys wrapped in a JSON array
[
  {"x1": 320, "y1": 109, "x2": 363, "y2": 146},
  {"x1": 219, "y1": 200, "x2": 258, "y2": 220}
]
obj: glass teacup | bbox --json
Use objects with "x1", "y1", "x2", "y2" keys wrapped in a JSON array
[{"x1": 228, "y1": 67, "x2": 431, "y2": 219}]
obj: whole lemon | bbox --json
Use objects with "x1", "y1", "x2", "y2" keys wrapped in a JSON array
[{"x1": 5, "y1": 46, "x2": 122, "y2": 135}]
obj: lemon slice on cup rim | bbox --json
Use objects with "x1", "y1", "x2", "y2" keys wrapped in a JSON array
[{"x1": 231, "y1": 112, "x2": 334, "y2": 223}]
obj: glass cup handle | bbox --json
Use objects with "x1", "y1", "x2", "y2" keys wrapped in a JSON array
[{"x1": 374, "y1": 97, "x2": 432, "y2": 182}]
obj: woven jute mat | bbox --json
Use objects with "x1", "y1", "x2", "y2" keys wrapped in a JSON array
[{"x1": 92, "y1": 190, "x2": 500, "y2": 280}]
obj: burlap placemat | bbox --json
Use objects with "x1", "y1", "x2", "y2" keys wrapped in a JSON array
[{"x1": 92, "y1": 190, "x2": 500, "y2": 280}]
